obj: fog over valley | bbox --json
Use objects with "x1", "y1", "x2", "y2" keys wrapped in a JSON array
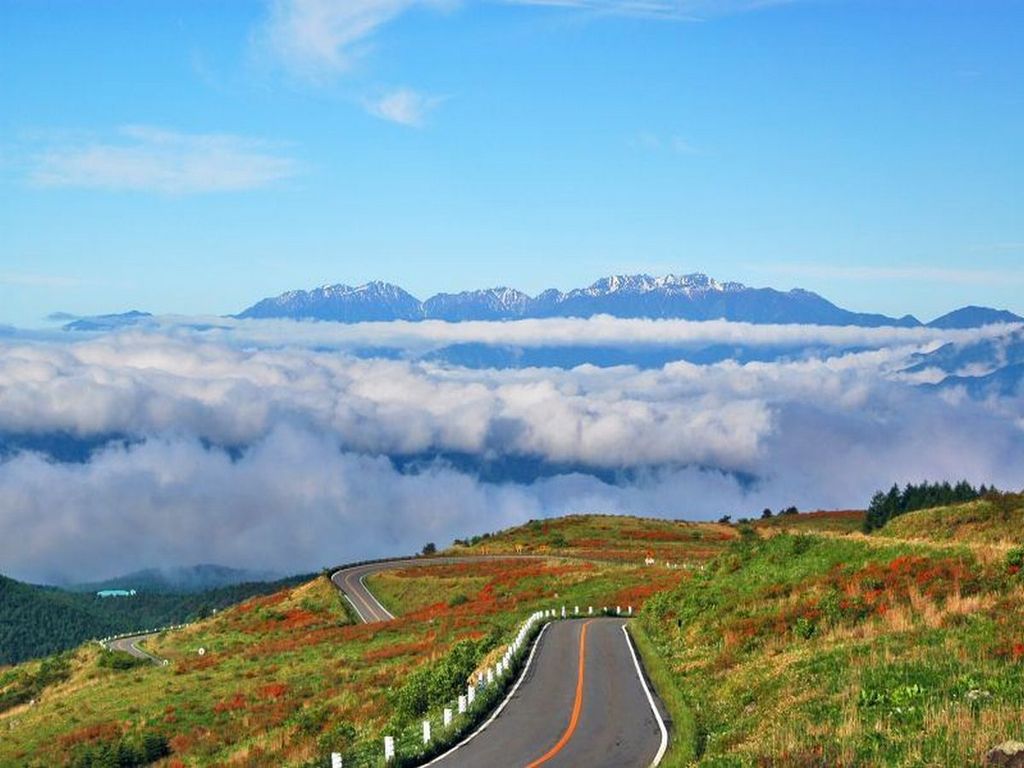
[{"x1": 2, "y1": 316, "x2": 1022, "y2": 583}]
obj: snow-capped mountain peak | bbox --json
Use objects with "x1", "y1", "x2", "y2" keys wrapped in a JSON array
[{"x1": 236, "y1": 271, "x2": 924, "y2": 328}]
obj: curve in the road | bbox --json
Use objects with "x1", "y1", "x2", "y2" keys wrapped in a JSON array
[
  {"x1": 333, "y1": 556, "x2": 668, "y2": 767},
  {"x1": 104, "y1": 632, "x2": 163, "y2": 664}
]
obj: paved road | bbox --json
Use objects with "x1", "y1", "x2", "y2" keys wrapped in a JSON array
[
  {"x1": 331, "y1": 557, "x2": 667, "y2": 767},
  {"x1": 105, "y1": 633, "x2": 161, "y2": 663},
  {"x1": 427, "y1": 619, "x2": 665, "y2": 768}
]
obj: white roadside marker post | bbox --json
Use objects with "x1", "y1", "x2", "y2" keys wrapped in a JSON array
[
  {"x1": 628, "y1": 605, "x2": 633, "y2": 615},
  {"x1": 617, "y1": 606, "x2": 621, "y2": 615},
  {"x1": 467, "y1": 684, "x2": 476, "y2": 705},
  {"x1": 458, "y1": 694, "x2": 467, "y2": 714},
  {"x1": 444, "y1": 708, "x2": 453, "y2": 727},
  {"x1": 561, "y1": 606, "x2": 566, "y2": 618},
  {"x1": 487, "y1": 667, "x2": 494, "y2": 685},
  {"x1": 423, "y1": 719, "x2": 431, "y2": 745},
  {"x1": 384, "y1": 736, "x2": 395, "y2": 763},
  {"x1": 575, "y1": 605, "x2": 579, "y2": 615},
  {"x1": 331, "y1": 753, "x2": 343, "y2": 768},
  {"x1": 589, "y1": 606, "x2": 593, "y2": 615}
]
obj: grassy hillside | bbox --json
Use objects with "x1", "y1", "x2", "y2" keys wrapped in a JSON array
[
  {"x1": 446, "y1": 513, "x2": 738, "y2": 563},
  {"x1": 637, "y1": 530, "x2": 1024, "y2": 766},
  {"x1": 9, "y1": 509, "x2": 1018, "y2": 767},
  {"x1": 0, "y1": 573, "x2": 310, "y2": 666},
  {"x1": 879, "y1": 492, "x2": 1024, "y2": 545},
  {"x1": 0, "y1": 516, "x2": 730, "y2": 767},
  {"x1": 753, "y1": 510, "x2": 865, "y2": 535}
]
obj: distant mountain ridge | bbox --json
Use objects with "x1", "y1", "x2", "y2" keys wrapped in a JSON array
[
  {"x1": 70, "y1": 564, "x2": 279, "y2": 594},
  {"x1": 926, "y1": 305, "x2": 1024, "y2": 330},
  {"x1": 238, "y1": 273, "x2": 930, "y2": 327}
]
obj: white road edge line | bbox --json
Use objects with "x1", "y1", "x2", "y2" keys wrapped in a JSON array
[
  {"x1": 331, "y1": 569, "x2": 372, "y2": 623},
  {"x1": 341, "y1": 590, "x2": 368, "y2": 623},
  {"x1": 420, "y1": 621, "x2": 552, "y2": 767},
  {"x1": 621, "y1": 624, "x2": 669, "y2": 768},
  {"x1": 359, "y1": 571, "x2": 396, "y2": 620}
]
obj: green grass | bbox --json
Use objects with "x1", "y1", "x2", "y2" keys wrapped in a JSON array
[
  {"x1": 638, "y1": 531, "x2": 1024, "y2": 765},
  {"x1": 0, "y1": 516, "x2": 723, "y2": 767},
  {"x1": 9, "y1": 510, "x2": 1016, "y2": 767},
  {"x1": 627, "y1": 621, "x2": 697, "y2": 767},
  {"x1": 445, "y1": 513, "x2": 738, "y2": 564},
  {"x1": 364, "y1": 572, "x2": 489, "y2": 616},
  {"x1": 880, "y1": 494, "x2": 1024, "y2": 544},
  {"x1": 754, "y1": 509, "x2": 866, "y2": 535}
]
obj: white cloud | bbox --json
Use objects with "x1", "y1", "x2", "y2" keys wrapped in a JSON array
[
  {"x1": 258, "y1": 0, "x2": 794, "y2": 80},
  {"x1": 30, "y1": 125, "x2": 298, "y2": 194},
  {"x1": 367, "y1": 88, "x2": 445, "y2": 126},
  {"x1": 2, "y1": 321, "x2": 1021, "y2": 582},
  {"x1": 181, "y1": 313, "x2": 1010, "y2": 353},
  {"x1": 259, "y1": 0, "x2": 446, "y2": 80}
]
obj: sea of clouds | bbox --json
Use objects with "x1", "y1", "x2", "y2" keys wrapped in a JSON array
[{"x1": 1, "y1": 317, "x2": 1021, "y2": 583}]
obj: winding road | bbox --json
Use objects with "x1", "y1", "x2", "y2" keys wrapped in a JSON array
[
  {"x1": 104, "y1": 632, "x2": 161, "y2": 663},
  {"x1": 331, "y1": 558, "x2": 668, "y2": 768},
  {"x1": 104, "y1": 556, "x2": 669, "y2": 765}
]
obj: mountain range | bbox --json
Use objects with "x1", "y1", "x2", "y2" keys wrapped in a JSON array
[
  {"x1": 236, "y1": 273, "x2": 1021, "y2": 328},
  {"x1": 69, "y1": 564, "x2": 280, "y2": 594}
]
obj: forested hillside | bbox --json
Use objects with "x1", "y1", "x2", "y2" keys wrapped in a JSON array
[{"x1": 0, "y1": 573, "x2": 310, "y2": 665}]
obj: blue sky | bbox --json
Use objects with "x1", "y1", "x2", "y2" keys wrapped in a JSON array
[{"x1": 2, "y1": 0, "x2": 1022, "y2": 326}]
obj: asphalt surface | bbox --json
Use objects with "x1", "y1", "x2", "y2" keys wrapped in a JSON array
[
  {"x1": 427, "y1": 619, "x2": 665, "y2": 768},
  {"x1": 107, "y1": 557, "x2": 667, "y2": 766},
  {"x1": 106, "y1": 632, "x2": 161, "y2": 663},
  {"x1": 332, "y1": 558, "x2": 667, "y2": 767}
]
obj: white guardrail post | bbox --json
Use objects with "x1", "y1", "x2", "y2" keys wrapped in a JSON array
[
  {"x1": 372, "y1": 605, "x2": 589, "y2": 764},
  {"x1": 331, "y1": 752, "x2": 343, "y2": 768}
]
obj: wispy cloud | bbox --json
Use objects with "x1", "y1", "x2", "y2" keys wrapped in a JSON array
[
  {"x1": 30, "y1": 126, "x2": 299, "y2": 194},
  {"x1": 366, "y1": 88, "x2": 445, "y2": 126},
  {"x1": 258, "y1": 0, "x2": 795, "y2": 81},
  {"x1": 259, "y1": 0, "x2": 443, "y2": 80}
]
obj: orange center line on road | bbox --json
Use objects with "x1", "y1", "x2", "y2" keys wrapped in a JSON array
[{"x1": 525, "y1": 620, "x2": 592, "y2": 768}]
